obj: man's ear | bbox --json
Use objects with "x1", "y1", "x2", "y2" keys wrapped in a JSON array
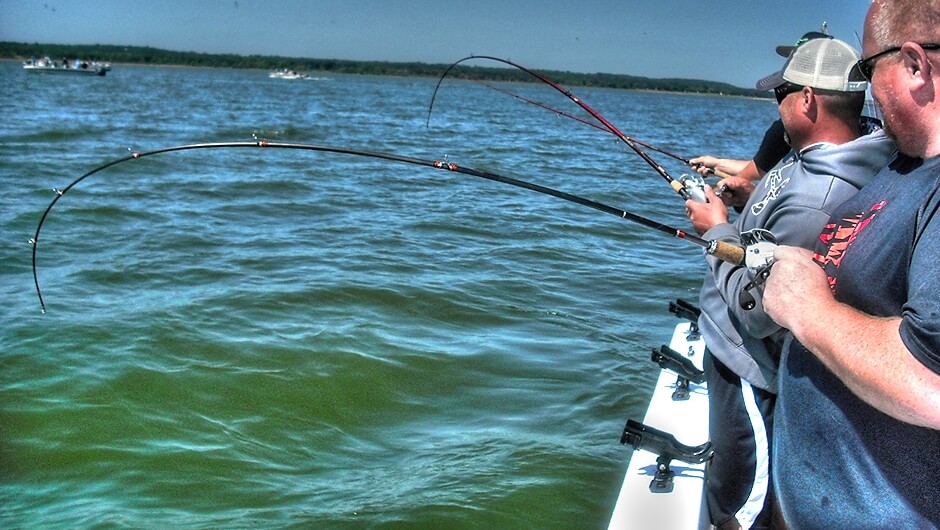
[
  {"x1": 800, "y1": 86, "x2": 817, "y2": 117},
  {"x1": 899, "y1": 41, "x2": 932, "y2": 90}
]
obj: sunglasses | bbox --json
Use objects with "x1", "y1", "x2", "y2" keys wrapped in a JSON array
[
  {"x1": 774, "y1": 82, "x2": 803, "y2": 104},
  {"x1": 856, "y1": 43, "x2": 940, "y2": 82}
]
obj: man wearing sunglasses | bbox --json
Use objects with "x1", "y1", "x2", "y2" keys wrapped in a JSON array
[
  {"x1": 689, "y1": 30, "x2": 834, "y2": 199},
  {"x1": 684, "y1": 36, "x2": 894, "y2": 530},
  {"x1": 763, "y1": 0, "x2": 940, "y2": 527}
]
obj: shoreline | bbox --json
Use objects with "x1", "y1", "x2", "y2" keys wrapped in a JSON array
[
  {"x1": 0, "y1": 42, "x2": 768, "y2": 99},
  {"x1": 3, "y1": 56, "x2": 771, "y2": 102}
]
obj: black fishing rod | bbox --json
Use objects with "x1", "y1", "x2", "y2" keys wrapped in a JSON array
[
  {"x1": 30, "y1": 140, "x2": 744, "y2": 313},
  {"x1": 427, "y1": 55, "x2": 709, "y2": 201},
  {"x1": 468, "y1": 79, "x2": 731, "y2": 180}
]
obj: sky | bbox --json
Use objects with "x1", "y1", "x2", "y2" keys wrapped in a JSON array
[{"x1": 1, "y1": 0, "x2": 872, "y2": 89}]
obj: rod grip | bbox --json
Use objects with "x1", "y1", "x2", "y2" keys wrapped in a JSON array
[
  {"x1": 669, "y1": 179, "x2": 693, "y2": 201},
  {"x1": 709, "y1": 240, "x2": 745, "y2": 265}
]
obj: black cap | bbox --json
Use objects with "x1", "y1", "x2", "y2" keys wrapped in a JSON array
[{"x1": 775, "y1": 31, "x2": 833, "y2": 57}]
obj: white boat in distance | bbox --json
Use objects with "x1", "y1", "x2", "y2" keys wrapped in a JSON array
[
  {"x1": 269, "y1": 69, "x2": 309, "y2": 80},
  {"x1": 23, "y1": 57, "x2": 109, "y2": 76}
]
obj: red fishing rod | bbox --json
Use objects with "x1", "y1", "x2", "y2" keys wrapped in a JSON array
[
  {"x1": 31, "y1": 140, "x2": 745, "y2": 313},
  {"x1": 427, "y1": 55, "x2": 710, "y2": 202},
  {"x1": 467, "y1": 79, "x2": 730, "y2": 179}
]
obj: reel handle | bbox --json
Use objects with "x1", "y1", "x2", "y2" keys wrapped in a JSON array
[{"x1": 739, "y1": 262, "x2": 775, "y2": 310}]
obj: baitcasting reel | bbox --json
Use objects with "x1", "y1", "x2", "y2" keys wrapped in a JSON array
[
  {"x1": 679, "y1": 173, "x2": 708, "y2": 203},
  {"x1": 739, "y1": 228, "x2": 777, "y2": 310}
]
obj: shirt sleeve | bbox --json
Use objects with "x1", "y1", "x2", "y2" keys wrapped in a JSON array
[
  {"x1": 704, "y1": 203, "x2": 834, "y2": 339},
  {"x1": 900, "y1": 185, "x2": 940, "y2": 375}
]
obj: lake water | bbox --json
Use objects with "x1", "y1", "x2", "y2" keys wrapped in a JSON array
[{"x1": 0, "y1": 61, "x2": 776, "y2": 528}]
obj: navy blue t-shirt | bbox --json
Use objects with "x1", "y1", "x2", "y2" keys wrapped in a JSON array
[
  {"x1": 775, "y1": 153, "x2": 940, "y2": 528},
  {"x1": 752, "y1": 119, "x2": 790, "y2": 174}
]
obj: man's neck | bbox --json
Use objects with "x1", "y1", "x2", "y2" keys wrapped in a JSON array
[
  {"x1": 925, "y1": 123, "x2": 940, "y2": 158},
  {"x1": 792, "y1": 120, "x2": 861, "y2": 152}
]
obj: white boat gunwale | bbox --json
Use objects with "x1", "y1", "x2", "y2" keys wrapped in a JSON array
[{"x1": 608, "y1": 305, "x2": 710, "y2": 530}]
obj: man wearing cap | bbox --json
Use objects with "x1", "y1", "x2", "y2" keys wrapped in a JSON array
[
  {"x1": 685, "y1": 36, "x2": 894, "y2": 530},
  {"x1": 763, "y1": 0, "x2": 940, "y2": 527},
  {"x1": 690, "y1": 30, "x2": 837, "y2": 206}
]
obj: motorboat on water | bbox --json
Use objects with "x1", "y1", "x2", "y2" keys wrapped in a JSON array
[
  {"x1": 269, "y1": 69, "x2": 309, "y2": 80},
  {"x1": 23, "y1": 57, "x2": 109, "y2": 76}
]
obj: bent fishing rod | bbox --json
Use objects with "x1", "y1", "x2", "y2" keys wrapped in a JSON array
[
  {"x1": 30, "y1": 140, "x2": 745, "y2": 313},
  {"x1": 469, "y1": 79, "x2": 729, "y2": 179},
  {"x1": 427, "y1": 55, "x2": 710, "y2": 202}
]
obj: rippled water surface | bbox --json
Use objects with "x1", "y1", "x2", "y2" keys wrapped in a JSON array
[{"x1": 0, "y1": 61, "x2": 776, "y2": 528}]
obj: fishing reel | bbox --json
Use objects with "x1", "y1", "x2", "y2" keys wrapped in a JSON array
[
  {"x1": 679, "y1": 173, "x2": 708, "y2": 203},
  {"x1": 741, "y1": 228, "x2": 776, "y2": 272},
  {"x1": 739, "y1": 228, "x2": 777, "y2": 310}
]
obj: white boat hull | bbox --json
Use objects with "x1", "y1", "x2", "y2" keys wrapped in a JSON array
[
  {"x1": 608, "y1": 321, "x2": 710, "y2": 529},
  {"x1": 23, "y1": 64, "x2": 107, "y2": 76},
  {"x1": 269, "y1": 70, "x2": 308, "y2": 80}
]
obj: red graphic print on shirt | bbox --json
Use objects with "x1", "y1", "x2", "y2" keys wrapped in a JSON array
[{"x1": 813, "y1": 201, "x2": 887, "y2": 291}]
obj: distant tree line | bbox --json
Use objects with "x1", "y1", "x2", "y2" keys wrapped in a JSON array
[{"x1": 1, "y1": 41, "x2": 768, "y2": 98}]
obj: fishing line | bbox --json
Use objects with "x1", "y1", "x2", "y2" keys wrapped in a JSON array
[
  {"x1": 426, "y1": 55, "x2": 713, "y2": 201},
  {"x1": 30, "y1": 140, "x2": 744, "y2": 313},
  {"x1": 469, "y1": 79, "x2": 727, "y2": 177}
]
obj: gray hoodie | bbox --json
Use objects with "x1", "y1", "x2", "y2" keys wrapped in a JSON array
[{"x1": 698, "y1": 129, "x2": 895, "y2": 392}]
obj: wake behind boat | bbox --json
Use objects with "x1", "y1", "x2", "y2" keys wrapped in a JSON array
[{"x1": 23, "y1": 57, "x2": 109, "y2": 76}]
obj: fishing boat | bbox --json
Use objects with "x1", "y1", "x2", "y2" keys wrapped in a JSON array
[
  {"x1": 608, "y1": 300, "x2": 711, "y2": 529},
  {"x1": 23, "y1": 57, "x2": 109, "y2": 76},
  {"x1": 268, "y1": 69, "x2": 309, "y2": 80}
]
